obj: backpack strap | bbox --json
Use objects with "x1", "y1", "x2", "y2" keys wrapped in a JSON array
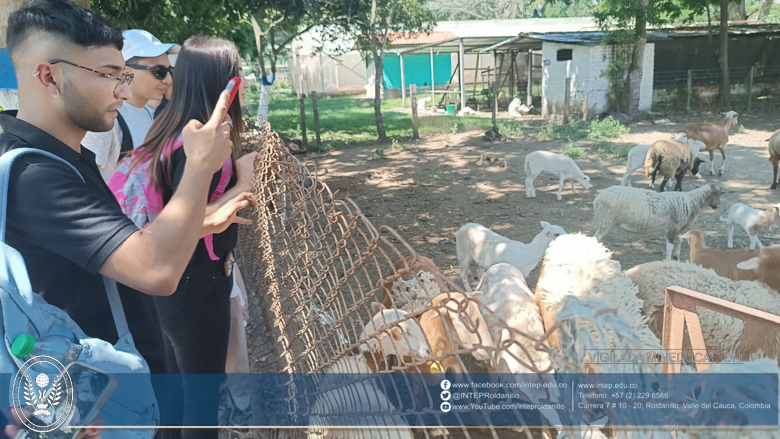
[
  {"x1": 0, "y1": 148, "x2": 131, "y2": 339},
  {"x1": 116, "y1": 112, "x2": 134, "y2": 155}
]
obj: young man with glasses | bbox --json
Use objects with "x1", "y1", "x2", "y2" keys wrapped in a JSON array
[{"x1": 82, "y1": 29, "x2": 175, "y2": 181}]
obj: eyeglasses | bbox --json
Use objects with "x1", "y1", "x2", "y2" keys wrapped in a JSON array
[
  {"x1": 49, "y1": 59, "x2": 134, "y2": 96},
  {"x1": 126, "y1": 64, "x2": 174, "y2": 81}
]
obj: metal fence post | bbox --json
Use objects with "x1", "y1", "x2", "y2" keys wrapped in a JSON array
[
  {"x1": 299, "y1": 97, "x2": 308, "y2": 147},
  {"x1": 491, "y1": 81, "x2": 498, "y2": 130},
  {"x1": 410, "y1": 84, "x2": 419, "y2": 140},
  {"x1": 686, "y1": 70, "x2": 693, "y2": 113},
  {"x1": 312, "y1": 91, "x2": 321, "y2": 148},
  {"x1": 748, "y1": 66, "x2": 755, "y2": 114}
]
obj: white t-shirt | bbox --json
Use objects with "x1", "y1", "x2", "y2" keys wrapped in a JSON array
[
  {"x1": 81, "y1": 102, "x2": 155, "y2": 182},
  {"x1": 117, "y1": 102, "x2": 154, "y2": 149},
  {"x1": 81, "y1": 120, "x2": 122, "y2": 182}
]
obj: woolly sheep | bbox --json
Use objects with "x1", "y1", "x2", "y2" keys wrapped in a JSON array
[
  {"x1": 626, "y1": 260, "x2": 780, "y2": 361},
  {"x1": 593, "y1": 184, "x2": 724, "y2": 261},
  {"x1": 681, "y1": 229, "x2": 761, "y2": 281},
  {"x1": 644, "y1": 139, "x2": 705, "y2": 192},
  {"x1": 524, "y1": 150, "x2": 592, "y2": 201},
  {"x1": 476, "y1": 263, "x2": 609, "y2": 439},
  {"x1": 768, "y1": 129, "x2": 780, "y2": 189},
  {"x1": 456, "y1": 221, "x2": 566, "y2": 291},
  {"x1": 720, "y1": 202, "x2": 780, "y2": 249},
  {"x1": 307, "y1": 352, "x2": 414, "y2": 439},
  {"x1": 535, "y1": 233, "x2": 663, "y2": 354},
  {"x1": 681, "y1": 110, "x2": 739, "y2": 176}
]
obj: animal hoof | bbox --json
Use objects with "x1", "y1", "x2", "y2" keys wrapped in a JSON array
[
  {"x1": 694, "y1": 173, "x2": 702, "y2": 179},
  {"x1": 710, "y1": 171, "x2": 716, "y2": 176},
  {"x1": 718, "y1": 170, "x2": 724, "y2": 176},
  {"x1": 772, "y1": 184, "x2": 778, "y2": 190}
]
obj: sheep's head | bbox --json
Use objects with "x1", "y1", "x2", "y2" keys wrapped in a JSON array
[
  {"x1": 360, "y1": 302, "x2": 432, "y2": 361},
  {"x1": 705, "y1": 184, "x2": 724, "y2": 209},
  {"x1": 540, "y1": 221, "x2": 567, "y2": 241}
]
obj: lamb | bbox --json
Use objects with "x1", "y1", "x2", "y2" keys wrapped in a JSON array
[
  {"x1": 476, "y1": 263, "x2": 609, "y2": 439},
  {"x1": 720, "y1": 202, "x2": 780, "y2": 249},
  {"x1": 626, "y1": 260, "x2": 780, "y2": 361},
  {"x1": 358, "y1": 302, "x2": 432, "y2": 373},
  {"x1": 680, "y1": 229, "x2": 760, "y2": 281},
  {"x1": 524, "y1": 150, "x2": 591, "y2": 201},
  {"x1": 680, "y1": 110, "x2": 739, "y2": 176},
  {"x1": 643, "y1": 138, "x2": 705, "y2": 192},
  {"x1": 593, "y1": 184, "x2": 724, "y2": 261},
  {"x1": 534, "y1": 233, "x2": 663, "y2": 353},
  {"x1": 456, "y1": 221, "x2": 566, "y2": 291},
  {"x1": 621, "y1": 144, "x2": 651, "y2": 187},
  {"x1": 768, "y1": 129, "x2": 780, "y2": 189}
]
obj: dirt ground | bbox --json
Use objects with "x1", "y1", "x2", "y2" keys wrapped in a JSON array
[{"x1": 302, "y1": 111, "x2": 780, "y2": 289}]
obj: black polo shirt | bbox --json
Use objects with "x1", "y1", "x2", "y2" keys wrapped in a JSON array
[{"x1": 0, "y1": 110, "x2": 165, "y2": 373}]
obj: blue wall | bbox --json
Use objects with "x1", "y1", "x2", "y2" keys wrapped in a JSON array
[
  {"x1": 382, "y1": 53, "x2": 451, "y2": 90},
  {"x1": 0, "y1": 48, "x2": 18, "y2": 89}
]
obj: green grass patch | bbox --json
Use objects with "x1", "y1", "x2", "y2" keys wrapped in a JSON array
[
  {"x1": 562, "y1": 143, "x2": 587, "y2": 159},
  {"x1": 587, "y1": 116, "x2": 629, "y2": 140},
  {"x1": 538, "y1": 123, "x2": 589, "y2": 142},
  {"x1": 593, "y1": 141, "x2": 631, "y2": 159}
]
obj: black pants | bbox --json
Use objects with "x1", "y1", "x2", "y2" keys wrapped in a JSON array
[{"x1": 153, "y1": 261, "x2": 233, "y2": 439}]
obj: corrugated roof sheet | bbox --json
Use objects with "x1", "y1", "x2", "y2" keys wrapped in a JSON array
[{"x1": 386, "y1": 31, "x2": 458, "y2": 46}]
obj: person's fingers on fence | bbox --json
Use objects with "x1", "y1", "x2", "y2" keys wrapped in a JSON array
[{"x1": 236, "y1": 152, "x2": 260, "y2": 190}]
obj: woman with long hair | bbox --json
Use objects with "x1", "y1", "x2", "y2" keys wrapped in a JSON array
[{"x1": 129, "y1": 35, "x2": 255, "y2": 438}]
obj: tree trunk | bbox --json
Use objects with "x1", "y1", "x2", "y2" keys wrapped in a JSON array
[
  {"x1": 759, "y1": 0, "x2": 773, "y2": 20},
  {"x1": 369, "y1": 0, "x2": 387, "y2": 140},
  {"x1": 250, "y1": 14, "x2": 268, "y2": 78},
  {"x1": 624, "y1": 0, "x2": 648, "y2": 114},
  {"x1": 718, "y1": 0, "x2": 731, "y2": 107}
]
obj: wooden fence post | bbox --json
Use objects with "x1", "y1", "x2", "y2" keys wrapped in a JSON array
[
  {"x1": 687, "y1": 70, "x2": 693, "y2": 113},
  {"x1": 491, "y1": 81, "x2": 498, "y2": 130},
  {"x1": 299, "y1": 97, "x2": 308, "y2": 147},
  {"x1": 564, "y1": 78, "x2": 571, "y2": 123},
  {"x1": 311, "y1": 91, "x2": 321, "y2": 148},
  {"x1": 748, "y1": 66, "x2": 755, "y2": 114},
  {"x1": 410, "y1": 85, "x2": 419, "y2": 140}
]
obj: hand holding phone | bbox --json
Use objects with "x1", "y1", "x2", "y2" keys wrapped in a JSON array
[{"x1": 182, "y1": 82, "x2": 235, "y2": 173}]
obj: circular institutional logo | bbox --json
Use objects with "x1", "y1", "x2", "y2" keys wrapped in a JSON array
[{"x1": 12, "y1": 356, "x2": 74, "y2": 433}]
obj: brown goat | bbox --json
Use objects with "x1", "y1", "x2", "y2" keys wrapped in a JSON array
[
  {"x1": 681, "y1": 110, "x2": 739, "y2": 176},
  {"x1": 681, "y1": 229, "x2": 761, "y2": 281}
]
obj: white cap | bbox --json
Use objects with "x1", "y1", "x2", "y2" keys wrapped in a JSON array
[{"x1": 122, "y1": 30, "x2": 176, "y2": 62}]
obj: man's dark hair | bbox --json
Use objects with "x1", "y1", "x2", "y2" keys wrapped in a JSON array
[{"x1": 6, "y1": 0, "x2": 123, "y2": 58}]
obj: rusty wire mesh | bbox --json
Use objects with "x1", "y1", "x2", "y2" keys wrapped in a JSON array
[{"x1": 232, "y1": 122, "x2": 625, "y2": 439}]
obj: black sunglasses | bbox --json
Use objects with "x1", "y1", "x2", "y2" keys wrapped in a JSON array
[{"x1": 126, "y1": 64, "x2": 174, "y2": 80}]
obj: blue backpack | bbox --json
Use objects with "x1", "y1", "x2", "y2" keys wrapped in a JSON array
[{"x1": 0, "y1": 148, "x2": 159, "y2": 438}]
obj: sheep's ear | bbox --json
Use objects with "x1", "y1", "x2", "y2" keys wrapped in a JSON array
[
  {"x1": 680, "y1": 231, "x2": 691, "y2": 239},
  {"x1": 371, "y1": 302, "x2": 385, "y2": 314},
  {"x1": 540, "y1": 221, "x2": 550, "y2": 228},
  {"x1": 390, "y1": 326, "x2": 404, "y2": 341},
  {"x1": 737, "y1": 258, "x2": 760, "y2": 270},
  {"x1": 467, "y1": 290, "x2": 483, "y2": 300}
]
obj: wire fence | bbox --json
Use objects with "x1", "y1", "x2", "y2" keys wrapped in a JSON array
[
  {"x1": 652, "y1": 65, "x2": 780, "y2": 112},
  {"x1": 228, "y1": 122, "x2": 716, "y2": 439}
]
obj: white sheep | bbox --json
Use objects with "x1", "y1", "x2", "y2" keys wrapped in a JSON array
[
  {"x1": 307, "y1": 352, "x2": 414, "y2": 439},
  {"x1": 535, "y1": 233, "x2": 664, "y2": 354},
  {"x1": 457, "y1": 106, "x2": 476, "y2": 116},
  {"x1": 593, "y1": 184, "x2": 724, "y2": 261},
  {"x1": 681, "y1": 229, "x2": 761, "y2": 281},
  {"x1": 720, "y1": 202, "x2": 780, "y2": 249},
  {"x1": 768, "y1": 129, "x2": 780, "y2": 189},
  {"x1": 358, "y1": 303, "x2": 432, "y2": 372},
  {"x1": 524, "y1": 150, "x2": 592, "y2": 201},
  {"x1": 621, "y1": 144, "x2": 651, "y2": 187},
  {"x1": 625, "y1": 260, "x2": 780, "y2": 362},
  {"x1": 476, "y1": 263, "x2": 609, "y2": 439},
  {"x1": 456, "y1": 221, "x2": 566, "y2": 292},
  {"x1": 681, "y1": 110, "x2": 739, "y2": 176}
]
